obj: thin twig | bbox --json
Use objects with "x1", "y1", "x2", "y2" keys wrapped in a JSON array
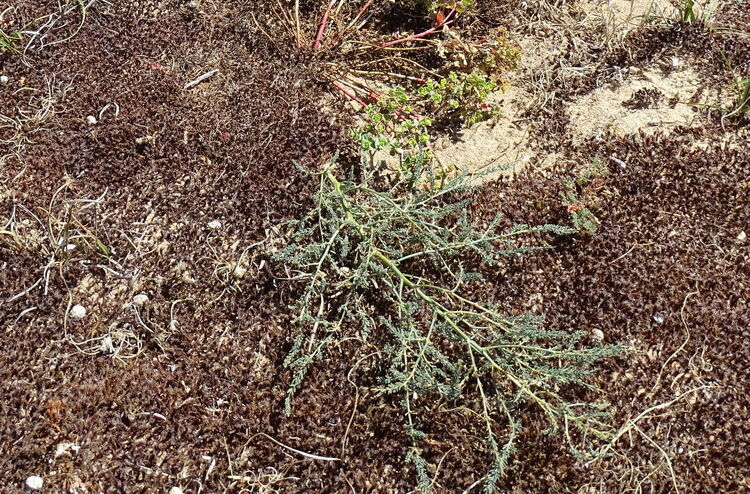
[
  {"x1": 184, "y1": 69, "x2": 219, "y2": 90},
  {"x1": 251, "y1": 432, "x2": 340, "y2": 461}
]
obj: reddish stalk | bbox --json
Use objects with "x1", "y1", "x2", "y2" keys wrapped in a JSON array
[
  {"x1": 333, "y1": 79, "x2": 421, "y2": 122},
  {"x1": 332, "y1": 81, "x2": 369, "y2": 107},
  {"x1": 378, "y1": 9, "x2": 456, "y2": 49},
  {"x1": 330, "y1": 0, "x2": 375, "y2": 47},
  {"x1": 312, "y1": 0, "x2": 336, "y2": 50},
  {"x1": 352, "y1": 0, "x2": 375, "y2": 25}
]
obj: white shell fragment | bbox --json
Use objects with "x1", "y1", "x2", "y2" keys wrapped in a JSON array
[
  {"x1": 69, "y1": 304, "x2": 87, "y2": 319},
  {"x1": 132, "y1": 294, "x2": 149, "y2": 306},
  {"x1": 86, "y1": 115, "x2": 97, "y2": 125},
  {"x1": 0, "y1": 75, "x2": 9, "y2": 84},
  {"x1": 25, "y1": 476, "x2": 44, "y2": 490},
  {"x1": 232, "y1": 264, "x2": 247, "y2": 279},
  {"x1": 207, "y1": 220, "x2": 222, "y2": 229},
  {"x1": 100, "y1": 335, "x2": 115, "y2": 354},
  {"x1": 54, "y1": 442, "x2": 81, "y2": 457},
  {"x1": 592, "y1": 329, "x2": 604, "y2": 342}
]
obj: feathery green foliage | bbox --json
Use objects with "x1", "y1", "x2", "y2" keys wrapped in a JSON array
[
  {"x1": 0, "y1": 28, "x2": 22, "y2": 53},
  {"x1": 731, "y1": 76, "x2": 750, "y2": 116},
  {"x1": 274, "y1": 153, "x2": 620, "y2": 491}
]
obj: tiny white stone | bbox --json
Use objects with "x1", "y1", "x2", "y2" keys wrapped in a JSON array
[
  {"x1": 0, "y1": 75, "x2": 9, "y2": 84},
  {"x1": 100, "y1": 335, "x2": 114, "y2": 354},
  {"x1": 26, "y1": 476, "x2": 44, "y2": 490},
  {"x1": 69, "y1": 304, "x2": 87, "y2": 319},
  {"x1": 592, "y1": 329, "x2": 604, "y2": 342},
  {"x1": 55, "y1": 442, "x2": 80, "y2": 457},
  {"x1": 232, "y1": 264, "x2": 247, "y2": 279},
  {"x1": 168, "y1": 488, "x2": 184, "y2": 494},
  {"x1": 653, "y1": 315, "x2": 664, "y2": 325},
  {"x1": 132, "y1": 294, "x2": 149, "y2": 306},
  {"x1": 86, "y1": 115, "x2": 97, "y2": 125},
  {"x1": 207, "y1": 220, "x2": 222, "y2": 229},
  {"x1": 737, "y1": 231, "x2": 747, "y2": 243},
  {"x1": 65, "y1": 243, "x2": 77, "y2": 252}
]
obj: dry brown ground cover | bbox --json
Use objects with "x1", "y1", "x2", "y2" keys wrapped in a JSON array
[{"x1": 1, "y1": 0, "x2": 749, "y2": 492}]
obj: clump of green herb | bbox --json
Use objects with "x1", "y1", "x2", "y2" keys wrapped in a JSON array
[
  {"x1": 560, "y1": 158, "x2": 610, "y2": 233},
  {"x1": 349, "y1": 87, "x2": 434, "y2": 175},
  {"x1": 419, "y1": 70, "x2": 500, "y2": 126},
  {"x1": 274, "y1": 153, "x2": 619, "y2": 492}
]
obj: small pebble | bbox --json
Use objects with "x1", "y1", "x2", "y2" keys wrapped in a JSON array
[
  {"x1": 69, "y1": 304, "x2": 87, "y2": 319},
  {"x1": 592, "y1": 329, "x2": 604, "y2": 342},
  {"x1": 0, "y1": 75, "x2": 9, "y2": 84},
  {"x1": 232, "y1": 264, "x2": 247, "y2": 279},
  {"x1": 132, "y1": 294, "x2": 149, "y2": 306},
  {"x1": 100, "y1": 335, "x2": 114, "y2": 354},
  {"x1": 135, "y1": 135, "x2": 155, "y2": 145},
  {"x1": 168, "y1": 488, "x2": 184, "y2": 494},
  {"x1": 652, "y1": 314, "x2": 664, "y2": 325},
  {"x1": 207, "y1": 220, "x2": 222, "y2": 229},
  {"x1": 25, "y1": 476, "x2": 44, "y2": 490},
  {"x1": 737, "y1": 231, "x2": 747, "y2": 243},
  {"x1": 54, "y1": 442, "x2": 81, "y2": 457},
  {"x1": 86, "y1": 115, "x2": 97, "y2": 125}
]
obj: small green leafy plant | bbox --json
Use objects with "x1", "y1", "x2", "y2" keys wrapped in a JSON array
[
  {"x1": 560, "y1": 158, "x2": 610, "y2": 234},
  {"x1": 681, "y1": 0, "x2": 696, "y2": 23},
  {"x1": 419, "y1": 71, "x2": 500, "y2": 126},
  {"x1": 274, "y1": 153, "x2": 619, "y2": 492},
  {"x1": 349, "y1": 86, "x2": 434, "y2": 176},
  {"x1": 349, "y1": 61, "x2": 516, "y2": 179}
]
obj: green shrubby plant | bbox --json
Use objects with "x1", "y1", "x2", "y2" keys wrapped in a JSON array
[{"x1": 274, "y1": 149, "x2": 620, "y2": 492}]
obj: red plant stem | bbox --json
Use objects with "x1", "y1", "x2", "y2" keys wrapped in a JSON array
[
  {"x1": 332, "y1": 82, "x2": 368, "y2": 107},
  {"x1": 378, "y1": 10, "x2": 456, "y2": 49},
  {"x1": 330, "y1": 0, "x2": 375, "y2": 47},
  {"x1": 312, "y1": 0, "x2": 336, "y2": 50},
  {"x1": 333, "y1": 77, "x2": 425, "y2": 122},
  {"x1": 361, "y1": 88, "x2": 424, "y2": 121},
  {"x1": 333, "y1": 82, "x2": 417, "y2": 122},
  {"x1": 354, "y1": 0, "x2": 374, "y2": 20}
]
